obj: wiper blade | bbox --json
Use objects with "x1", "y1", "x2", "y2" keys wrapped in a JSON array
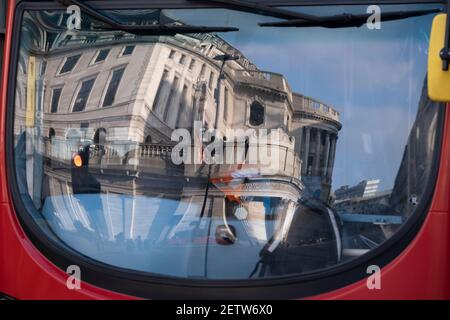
[
  {"x1": 92, "y1": 24, "x2": 239, "y2": 36},
  {"x1": 188, "y1": 0, "x2": 320, "y2": 21},
  {"x1": 56, "y1": 0, "x2": 239, "y2": 35},
  {"x1": 190, "y1": 1, "x2": 440, "y2": 29},
  {"x1": 259, "y1": 9, "x2": 441, "y2": 28}
]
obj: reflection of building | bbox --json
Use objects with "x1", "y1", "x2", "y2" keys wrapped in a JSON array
[
  {"x1": 15, "y1": 10, "x2": 341, "y2": 202},
  {"x1": 334, "y1": 179, "x2": 381, "y2": 202},
  {"x1": 334, "y1": 190, "x2": 392, "y2": 215},
  {"x1": 333, "y1": 181, "x2": 397, "y2": 254},
  {"x1": 291, "y1": 94, "x2": 341, "y2": 200},
  {"x1": 14, "y1": 9, "x2": 344, "y2": 278}
]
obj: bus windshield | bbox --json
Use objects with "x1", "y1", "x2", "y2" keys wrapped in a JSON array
[{"x1": 12, "y1": 3, "x2": 443, "y2": 279}]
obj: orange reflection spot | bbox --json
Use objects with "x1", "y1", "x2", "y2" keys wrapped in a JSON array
[
  {"x1": 210, "y1": 175, "x2": 243, "y2": 204},
  {"x1": 73, "y1": 154, "x2": 83, "y2": 168}
]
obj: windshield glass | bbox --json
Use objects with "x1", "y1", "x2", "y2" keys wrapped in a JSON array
[{"x1": 13, "y1": 3, "x2": 443, "y2": 279}]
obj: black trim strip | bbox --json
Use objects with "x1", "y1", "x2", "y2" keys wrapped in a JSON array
[
  {"x1": 0, "y1": 0, "x2": 5, "y2": 32},
  {"x1": 17, "y1": 0, "x2": 448, "y2": 9},
  {"x1": 4, "y1": 0, "x2": 447, "y2": 299},
  {"x1": 0, "y1": 0, "x2": 6, "y2": 77}
]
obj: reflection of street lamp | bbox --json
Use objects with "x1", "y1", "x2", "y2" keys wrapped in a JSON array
[{"x1": 213, "y1": 54, "x2": 238, "y2": 129}]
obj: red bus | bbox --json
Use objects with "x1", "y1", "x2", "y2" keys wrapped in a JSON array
[{"x1": 0, "y1": 0, "x2": 449, "y2": 299}]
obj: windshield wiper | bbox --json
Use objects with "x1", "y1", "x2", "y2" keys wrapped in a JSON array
[
  {"x1": 56, "y1": 0, "x2": 239, "y2": 35},
  {"x1": 259, "y1": 8, "x2": 441, "y2": 28},
  {"x1": 188, "y1": 0, "x2": 320, "y2": 21},
  {"x1": 191, "y1": 1, "x2": 440, "y2": 29}
]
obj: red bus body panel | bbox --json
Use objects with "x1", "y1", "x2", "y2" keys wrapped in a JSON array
[{"x1": 0, "y1": 0, "x2": 449, "y2": 300}]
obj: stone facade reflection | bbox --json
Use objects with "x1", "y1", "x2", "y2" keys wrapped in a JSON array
[
  {"x1": 15, "y1": 11, "x2": 342, "y2": 204},
  {"x1": 10, "y1": 10, "x2": 348, "y2": 277}
]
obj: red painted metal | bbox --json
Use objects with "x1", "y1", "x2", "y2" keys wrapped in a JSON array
[{"x1": 0, "y1": 0, "x2": 448, "y2": 299}]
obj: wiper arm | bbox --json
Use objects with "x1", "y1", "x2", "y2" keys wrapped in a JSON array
[
  {"x1": 188, "y1": 0, "x2": 320, "y2": 21},
  {"x1": 190, "y1": 1, "x2": 440, "y2": 29},
  {"x1": 56, "y1": 0, "x2": 239, "y2": 35},
  {"x1": 259, "y1": 8, "x2": 441, "y2": 28}
]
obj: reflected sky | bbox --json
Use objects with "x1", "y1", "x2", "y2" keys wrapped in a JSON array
[{"x1": 168, "y1": 4, "x2": 440, "y2": 190}]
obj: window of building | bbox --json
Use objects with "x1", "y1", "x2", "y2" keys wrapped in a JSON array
[
  {"x1": 169, "y1": 50, "x2": 176, "y2": 59},
  {"x1": 208, "y1": 71, "x2": 215, "y2": 90},
  {"x1": 176, "y1": 84, "x2": 189, "y2": 127},
  {"x1": 72, "y1": 78, "x2": 96, "y2": 112},
  {"x1": 40, "y1": 60, "x2": 47, "y2": 76},
  {"x1": 153, "y1": 69, "x2": 169, "y2": 113},
  {"x1": 48, "y1": 128, "x2": 56, "y2": 142},
  {"x1": 121, "y1": 45, "x2": 135, "y2": 56},
  {"x1": 179, "y1": 54, "x2": 187, "y2": 65},
  {"x1": 59, "y1": 54, "x2": 81, "y2": 74},
  {"x1": 249, "y1": 101, "x2": 265, "y2": 126},
  {"x1": 93, "y1": 128, "x2": 107, "y2": 145},
  {"x1": 189, "y1": 59, "x2": 196, "y2": 70},
  {"x1": 102, "y1": 67, "x2": 125, "y2": 107},
  {"x1": 224, "y1": 87, "x2": 229, "y2": 123},
  {"x1": 190, "y1": 95, "x2": 198, "y2": 123},
  {"x1": 50, "y1": 87, "x2": 62, "y2": 113},
  {"x1": 164, "y1": 76, "x2": 180, "y2": 121},
  {"x1": 94, "y1": 48, "x2": 110, "y2": 63},
  {"x1": 200, "y1": 64, "x2": 206, "y2": 79}
]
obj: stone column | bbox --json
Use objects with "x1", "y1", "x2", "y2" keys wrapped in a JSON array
[
  {"x1": 327, "y1": 135, "x2": 337, "y2": 181},
  {"x1": 313, "y1": 129, "x2": 322, "y2": 176},
  {"x1": 214, "y1": 82, "x2": 224, "y2": 131},
  {"x1": 294, "y1": 124, "x2": 303, "y2": 155},
  {"x1": 323, "y1": 132, "x2": 331, "y2": 178},
  {"x1": 301, "y1": 127, "x2": 310, "y2": 176}
]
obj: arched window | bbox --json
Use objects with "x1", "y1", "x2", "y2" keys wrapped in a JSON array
[
  {"x1": 249, "y1": 101, "x2": 264, "y2": 127},
  {"x1": 145, "y1": 135, "x2": 152, "y2": 144},
  {"x1": 48, "y1": 128, "x2": 56, "y2": 142},
  {"x1": 93, "y1": 128, "x2": 107, "y2": 145}
]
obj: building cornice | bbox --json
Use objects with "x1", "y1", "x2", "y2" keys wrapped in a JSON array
[{"x1": 293, "y1": 110, "x2": 342, "y2": 131}]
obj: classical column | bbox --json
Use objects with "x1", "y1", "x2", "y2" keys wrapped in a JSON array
[
  {"x1": 327, "y1": 135, "x2": 337, "y2": 181},
  {"x1": 295, "y1": 124, "x2": 303, "y2": 155},
  {"x1": 301, "y1": 127, "x2": 310, "y2": 176},
  {"x1": 323, "y1": 132, "x2": 331, "y2": 178},
  {"x1": 313, "y1": 129, "x2": 322, "y2": 176},
  {"x1": 214, "y1": 82, "x2": 224, "y2": 130}
]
